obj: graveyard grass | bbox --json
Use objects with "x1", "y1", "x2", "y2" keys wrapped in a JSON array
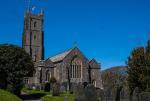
[
  {"x1": 0, "y1": 89, "x2": 23, "y2": 101},
  {"x1": 22, "y1": 88, "x2": 74, "y2": 101},
  {"x1": 41, "y1": 92, "x2": 74, "y2": 101}
]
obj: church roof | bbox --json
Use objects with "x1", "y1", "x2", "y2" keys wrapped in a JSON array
[{"x1": 49, "y1": 48, "x2": 73, "y2": 62}]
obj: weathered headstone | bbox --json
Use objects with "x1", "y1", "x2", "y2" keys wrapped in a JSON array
[
  {"x1": 132, "y1": 87, "x2": 141, "y2": 101},
  {"x1": 103, "y1": 86, "x2": 115, "y2": 101},
  {"x1": 64, "y1": 96, "x2": 68, "y2": 101},
  {"x1": 52, "y1": 83, "x2": 60, "y2": 96},
  {"x1": 70, "y1": 83, "x2": 74, "y2": 94},
  {"x1": 60, "y1": 85, "x2": 66, "y2": 92},
  {"x1": 115, "y1": 86, "x2": 123, "y2": 101},
  {"x1": 61, "y1": 82, "x2": 67, "y2": 92},
  {"x1": 96, "y1": 89, "x2": 104, "y2": 100},
  {"x1": 74, "y1": 84, "x2": 86, "y2": 101},
  {"x1": 120, "y1": 86, "x2": 130, "y2": 101},
  {"x1": 84, "y1": 84, "x2": 97, "y2": 101},
  {"x1": 74, "y1": 84, "x2": 97, "y2": 101}
]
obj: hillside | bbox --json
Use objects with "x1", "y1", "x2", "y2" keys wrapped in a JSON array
[
  {"x1": 102, "y1": 66, "x2": 127, "y2": 75},
  {"x1": 0, "y1": 89, "x2": 22, "y2": 101},
  {"x1": 101, "y1": 66, "x2": 127, "y2": 89},
  {"x1": 101, "y1": 66, "x2": 130, "y2": 101}
]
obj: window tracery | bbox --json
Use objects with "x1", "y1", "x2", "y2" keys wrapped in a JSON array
[{"x1": 70, "y1": 58, "x2": 82, "y2": 78}]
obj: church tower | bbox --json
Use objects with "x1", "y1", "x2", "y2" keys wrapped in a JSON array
[{"x1": 22, "y1": 8, "x2": 44, "y2": 62}]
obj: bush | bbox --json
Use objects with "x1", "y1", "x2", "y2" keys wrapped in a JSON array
[{"x1": 44, "y1": 82, "x2": 51, "y2": 92}]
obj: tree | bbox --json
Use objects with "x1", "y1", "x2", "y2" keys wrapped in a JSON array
[
  {"x1": 0, "y1": 44, "x2": 34, "y2": 95},
  {"x1": 144, "y1": 40, "x2": 150, "y2": 91},
  {"x1": 127, "y1": 47, "x2": 145, "y2": 95},
  {"x1": 127, "y1": 39, "x2": 150, "y2": 96}
]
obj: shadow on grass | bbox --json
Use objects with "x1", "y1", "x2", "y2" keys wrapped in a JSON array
[{"x1": 21, "y1": 93, "x2": 46, "y2": 100}]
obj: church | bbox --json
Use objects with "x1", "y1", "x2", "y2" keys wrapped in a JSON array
[{"x1": 22, "y1": 7, "x2": 103, "y2": 89}]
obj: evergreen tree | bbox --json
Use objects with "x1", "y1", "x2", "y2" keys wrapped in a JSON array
[
  {"x1": 127, "y1": 47, "x2": 145, "y2": 95},
  {"x1": 144, "y1": 39, "x2": 150, "y2": 91},
  {"x1": 127, "y1": 39, "x2": 150, "y2": 95}
]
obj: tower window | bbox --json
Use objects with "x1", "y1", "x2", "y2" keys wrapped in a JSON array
[
  {"x1": 34, "y1": 21, "x2": 37, "y2": 28},
  {"x1": 25, "y1": 23, "x2": 28, "y2": 30}
]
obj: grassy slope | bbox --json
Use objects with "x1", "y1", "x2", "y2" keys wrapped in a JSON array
[{"x1": 0, "y1": 89, "x2": 22, "y2": 101}]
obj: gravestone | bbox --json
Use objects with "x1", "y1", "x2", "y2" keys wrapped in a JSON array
[
  {"x1": 120, "y1": 86, "x2": 130, "y2": 101},
  {"x1": 96, "y1": 89, "x2": 104, "y2": 100},
  {"x1": 84, "y1": 84, "x2": 97, "y2": 101},
  {"x1": 74, "y1": 84, "x2": 86, "y2": 101},
  {"x1": 61, "y1": 82, "x2": 67, "y2": 92},
  {"x1": 103, "y1": 86, "x2": 115, "y2": 101},
  {"x1": 70, "y1": 83, "x2": 75, "y2": 94},
  {"x1": 132, "y1": 87, "x2": 141, "y2": 101},
  {"x1": 74, "y1": 84, "x2": 97, "y2": 101},
  {"x1": 60, "y1": 85, "x2": 66, "y2": 92},
  {"x1": 52, "y1": 83, "x2": 60, "y2": 96},
  {"x1": 96, "y1": 88, "x2": 104, "y2": 97},
  {"x1": 64, "y1": 96, "x2": 68, "y2": 101}
]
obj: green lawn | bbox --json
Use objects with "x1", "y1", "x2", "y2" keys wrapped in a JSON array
[
  {"x1": 22, "y1": 88, "x2": 74, "y2": 101},
  {"x1": 0, "y1": 89, "x2": 23, "y2": 101},
  {"x1": 41, "y1": 92, "x2": 74, "y2": 101}
]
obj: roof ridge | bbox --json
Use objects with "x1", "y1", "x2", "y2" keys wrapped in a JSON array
[
  {"x1": 49, "y1": 47, "x2": 73, "y2": 58},
  {"x1": 48, "y1": 47, "x2": 74, "y2": 62}
]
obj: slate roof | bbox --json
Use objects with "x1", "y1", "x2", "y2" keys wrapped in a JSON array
[{"x1": 49, "y1": 48, "x2": 73, "y2": 62}]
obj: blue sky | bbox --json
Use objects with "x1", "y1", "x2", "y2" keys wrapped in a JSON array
[{"x1": 0, "y1": 0, "x2": 150, "y2": 70}]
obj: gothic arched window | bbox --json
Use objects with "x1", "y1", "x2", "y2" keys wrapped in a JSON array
[{"x1": 70, "y1": 58, "x2": 82, "y2": 78}]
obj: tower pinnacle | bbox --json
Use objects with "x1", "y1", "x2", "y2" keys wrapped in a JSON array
[{"x1": 27, "y1": 0, "x2": 31, "y2": 13}]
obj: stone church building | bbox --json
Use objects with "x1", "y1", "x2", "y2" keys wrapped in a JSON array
[{"x1": 22, "y1": 8, "x2": 103, "y2": 89}]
